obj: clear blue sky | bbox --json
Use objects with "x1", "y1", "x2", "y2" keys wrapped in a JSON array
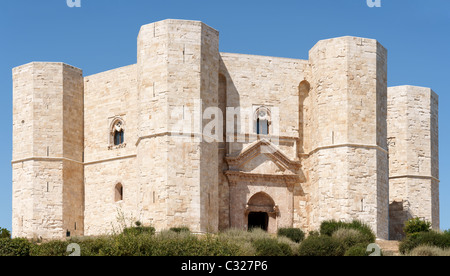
[{"x1": 1, "y1": 0, "x2": 449, "y2": 232}]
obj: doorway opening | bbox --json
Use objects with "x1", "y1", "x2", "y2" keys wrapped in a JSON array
[{"x1": 248, "y1": 212, "x2": 269, "y2": 231}]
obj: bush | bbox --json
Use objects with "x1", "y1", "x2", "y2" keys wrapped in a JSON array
[
  {"x1": 308, "y1": 230, "x2": 320, "y2": 237},
  {"x1": 277, "y1": 228, "x2": 305, "y2": 243},
  {"x1": 0, "y1": 238, "x2": 32, "y2": 256},
  {"x1": 152, "y1": 231, "x2": 242, "y2": 256},
  {"x1": 297, "y1": 235, "x2": 345, "y2": 256},
  {"x1": 251, "y1": 238, "x2": 294, "y2": 256},
  {"x1": 169, "y1": 227, "x2": 190, "y2": 233},
  {"x1": 332, "y1": 228, "x2": 368, "y2": 249},
  {"x1": 403, "y1": 218, "x2": 431, "y2": 236},
  {"x1": 320, "y1": 220, "x2": 375, "y2": 244},
  {"x1": 399, "y1": 231, "x2": 450, "y2": 255},
  {"x1": 0, "y1": 228, "x2": 11, "y2": 239},
  {"x1": 122, "y1": 226, "x2": 156, "y2": 236},
  {"x1": 408, "y1": 245, "x2": 450, "y2": 256},
  {"x1": 344, "y1": 243, "x2": 370, "y2": 256},
  {"x1": 30, "y1": 240, "x2": 70, "y2": 256},
  {"x1": 71, "y1": 236, "x2": 114, "y2": 256}
]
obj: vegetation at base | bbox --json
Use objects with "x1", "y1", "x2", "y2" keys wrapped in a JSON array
[
  {"x1": 0, "y1": 228, "x2": 11, "y2": 239},
  {"x1": 297, "y1": 235, "x2": 345, "y2": 256},
  {"x1": 169, "y1": 226, "x2": 190, "y2": 233},
  {"x1": 0, "y1": 238, "x2": 32, "y2": 256},
  {"x1": 397, "y1": 218, "x2": 450, "y2": 256},
  {"x1": 5, "y1": 218, "x2": 450, "y2": 256},
  {"x1": 406, "y1": 245, "x2": 450, "y2": 256},
  {"x1": 344, "y1": 243, "x2": 371, "y2": 256},
  {"x1": 320, "y1": 219, "x2": 376, "y2": 244},
  {"x1": 399, "y1": 230, "x2": 450, "y2": 255},
  {"x1": 403, "y1": 217, "x2": 432, "y2": 236},
  {"x1": 0, "y1": 221, "x2": 381, "y2": 256},
  {"x1": 277, "y1": 228, "x2": 305, "y2": 243}
]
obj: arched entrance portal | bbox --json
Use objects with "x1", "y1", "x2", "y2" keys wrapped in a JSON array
[
  {"x1": 246, "y1": 192, "x2": 277, "y2": 232},
  {"x1": 248, "y1": 212, "x2": 269, "y2": 231}
]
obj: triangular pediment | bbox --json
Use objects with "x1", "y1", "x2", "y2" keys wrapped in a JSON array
[{"x1": 225, "y1": 139, "x2": 301, "y2": 175}]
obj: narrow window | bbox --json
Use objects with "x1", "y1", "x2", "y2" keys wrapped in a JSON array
[
  {"x1": 115, "y1": 183, "x2": 123, "y2": 202},
  {"x1": 257, "y1": 118, "x2": 269, "y2": 135},
  {"x1": 114, "y1": 130, "x2": 124, "y2": 145},
  {"x1": 110, "y1": 118, "x2": 125, "y2": 147},
  {"x1": 255, "y1": 107, "x2": 270, "y2": 135}
]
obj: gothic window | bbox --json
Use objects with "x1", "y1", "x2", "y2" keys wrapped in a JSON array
[
  {"x1": 254, "y1": 107, "x2": 271, "y2": 135},
  {"x1": 115, "y1": 183, "x2": 123, "y2": 202},
  {"x1": 110, "y1": 118, "x2": 125, "y2": 146}
]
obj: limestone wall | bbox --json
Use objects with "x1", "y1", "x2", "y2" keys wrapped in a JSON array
[
  {"x1": 387, "y1": 86, "x2": 439, "y2": 238},
  {"x1": 136, "y1": 19, "x2": 220, "y2": 233},
  {"x1": 12, "y1": 62, "x2": 84, "y2": 240},
  {"x1": 306, "y1": 37, "x2": 389, "y2": 239},
  {"x1": 220, "y1": 53, "x2": 309, "y2": 159}
]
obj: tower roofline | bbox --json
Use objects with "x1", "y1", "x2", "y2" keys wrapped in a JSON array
[
  {"x1": 138, "y1": 18, "x2": 219, "y2": 36},
  {"x1": 12, "y1": 62, "x2": 82, "y2": 73}
]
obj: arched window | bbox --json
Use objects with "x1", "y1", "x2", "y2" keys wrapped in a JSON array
[
  {"x1": 254, "y1": 107, "x2": 271, "y2": 135},
  {"x1": 115, "y1": 183, "x2": 123, "y2": 202},
  {"x1": 110, "y1": 118, "x2": 125, "y2": 146}
]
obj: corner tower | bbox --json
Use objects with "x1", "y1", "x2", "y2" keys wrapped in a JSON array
[
  {"x1": 387, "y1": 85, "x2": 439, "y2": 240},
  {"x1": 307, "y1": 37, "x2": 389, "y2": 239},
  {"x1": 136, "y1": 19, "x2": 220, "y2": 232},
  {"x1": 12, "y1": 62, "x2": 84, "y2": 240}
]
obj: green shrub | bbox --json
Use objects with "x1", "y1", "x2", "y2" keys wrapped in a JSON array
[
  {"x1": 320, "y1": 220, "x2": 375, "y2": 243},
  {"x1": 251, "y1": 238, "x2": 294, "y2": 256},
  {"x1": 408, "y1": 245, "x2": 450, "y2": 256},
  {"x1": 122, "y1": 226, "x2": 156, "y2": 236},
  {"x1": 102, "y1": 231, "x2": 156, "y2": 256},
  {"x1": 0, "y1": 228, "x2": 11, "y2": 239},
  {"x1": 71, "y1": 236, "x2": 114, "y2": 256},
  {"x1": 332, "y1": 228, "x2": 368, "y2": 249},
  {"x1": 30, "y1": 240, "x2": 70, "y2": 256},
  {"x1": 169, "y1": 227, "x2": 190, "y2": 233},
  {"x1": 151, "y1": 231, "x2": 242, "y2": 256},
  {"x1": 344, "y1": 243, "x2": 370, "y2": 256},
  {"x1": 277, "y1": 228, "x2": 305, "y2": 243},
  {"x1": 308, "y1": 230, "x2": 320, "y2": 237},
  {"x1": 403, "y1": 218, "x2": 431, "y2": 236},
  {"x1": 217, "y1": 229, "x2": 256, "y2": 256},
  {"x1": 297, "y1": 235, "x2": 345, "y2": 256},
  {"x1": 0, "y1": 238, "x2": 32, "y2": 256},
  {"x1": 399, "y1": 231, "x2": 450, "y2": 255},
  {"x1": 196, "y1": 235, "x2": 245, "y2": 256}
]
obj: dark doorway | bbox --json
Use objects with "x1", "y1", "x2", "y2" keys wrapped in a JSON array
[{"x1": 248, "y1": 212, "x2": 269, "y2": 231}]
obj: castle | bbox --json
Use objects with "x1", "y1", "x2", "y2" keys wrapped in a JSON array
[{"x1": 11, "y1": 19, "x2": 439, "y2": 241}]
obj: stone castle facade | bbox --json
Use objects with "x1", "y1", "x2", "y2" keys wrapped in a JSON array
[{"x1": 12, "y1": 19, "x2": 439, "y2": 241}]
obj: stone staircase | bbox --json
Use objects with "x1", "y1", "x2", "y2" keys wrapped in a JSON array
[{"x1": 376, "y1": 239, "x2": 401, "y2": 256}]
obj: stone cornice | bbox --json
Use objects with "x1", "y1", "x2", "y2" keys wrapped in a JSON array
[
  {"x1": 303, "y1": 143, "x2": 389, "y2": 157},
  {"x1": 225, "y1": 170, "x2": 301, "y2": 185},
  {"x1": 84, "y1": 154, "x2": 137, "y2": 166},
  {"x1": 389, "y1": 174, "x2": 440, "y2": 183},
  {"x1": 12, "y1": 155, "x2": 138, "y2": 166},
  {"x1": 11, "y1": 157, "x2": 83, "y2": 165}
]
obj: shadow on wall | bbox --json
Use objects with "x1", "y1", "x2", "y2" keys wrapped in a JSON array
[
  {"x1": 389, "y1": 200, "x2": 413, "y2": 240},
  {"x1": 219, "y1": 56, "x2": 241, "y2": 154},
  {"x1": 218, "y1": 56, "x2": 240, "y2": 231}
]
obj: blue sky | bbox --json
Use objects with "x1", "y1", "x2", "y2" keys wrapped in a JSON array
[{"x1": 0, "y1": 0, "x2": 449, "y2": 232}]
